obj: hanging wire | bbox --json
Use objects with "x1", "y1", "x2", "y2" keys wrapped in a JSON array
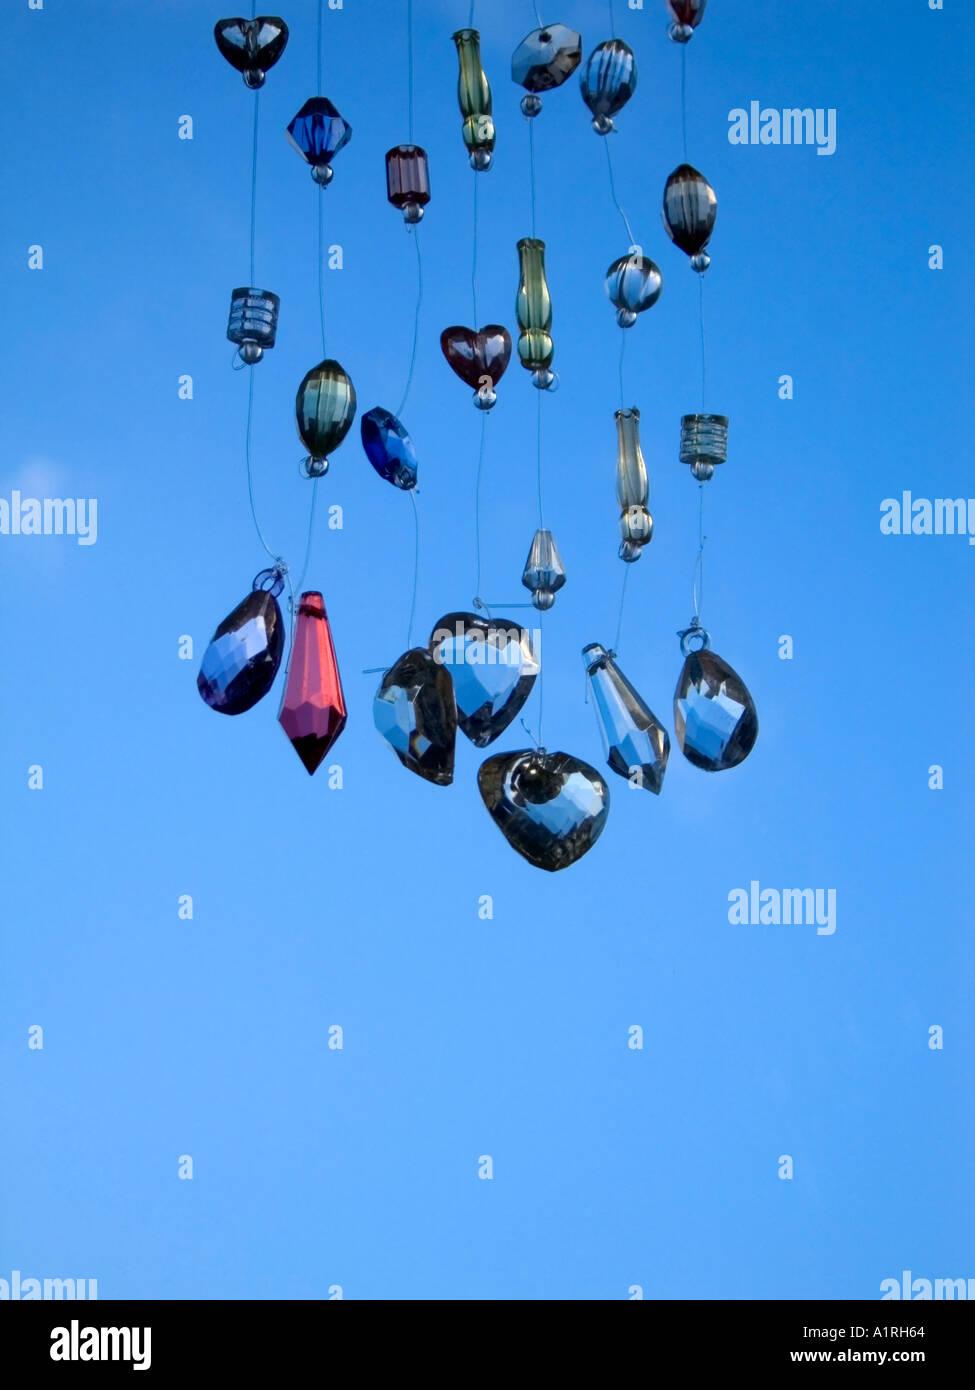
[
  {"x1": 608, "y1": 0, "x2": 617, "y2": 40},
  {"x1": 249, "y1": 94, "x2": 259, "y2": 285},
  {"x1": 468, "y1": 1, "x2": 475, "y2": 27},
  {"x1": 407, "y1": 0, "x2": 415, "y2": 141},
  {"x1": 680, "y1": 45, "x2": 689, "y2": 161},
  {"x1": 317, "y1": 0, "x2": 323, "y2": 89},
  {"x1": 618, "y1": 329, "x2": 626, "y2": 409},
  {"x1": 406, "y1": 489, "x2": 421, "y2": 648},
  {"x1": 473, "y1": 412, "x2": 487, "y2": 600},
  {"x1": 245, "y1": 370, "x2": 276, "y2": 560},
  {"x1": 699, "y1": 274, "x2": 707, "y2": 410},
  {"x1": 471, "y1": 173, "x2": 479, "y2": 322},
  {"x1": 692, "y1": 483, "x2": 706, "y2": 624},
  {"x1": 604, "y1": 139, "x2": 637, "y2": 248},
  {"x1": 528, "y1": 118, "x2": 537, "y2": 239},
  {"x1": 395, "y1": 229, "x2": 423, "y2": 418},
  {"x1": 294, "y1": 479, "x2": 320, "y2": 592},
  {"x1": 613, "y1": 563, "x2": 630, "y2": 653},
  {"x1": 535, "y1": 390, "x2": 545, "y2": 529}
]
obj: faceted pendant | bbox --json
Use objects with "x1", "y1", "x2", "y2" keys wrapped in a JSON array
[
  {"x1": 522, "y1": 528, "x2": 566, "y2": 610},
  {"x1": 386, "y1": 145, "x2": 431, "y2": 224},
  {"x1": 478, "y1": 748, "x2": 610, "y2": 872},
  {"x1": 605, "y1": 253, "x2": 662, "y2": 327},
  {"x1": 286, "y1": 98, "x2": 352, "y2": 182},
  {"x1": 374, "y1": 648, "x2": 457, "y2": 786},
  {"x1": 663, "y1": 164, "x2": 717, "y2": 271},
  {"x1": 582, "y1": 644, "x2": 669, "y2": 793},
  {"x1": 440, "y1": 325, "x2": 511, "y2": 408},
  {"x1": 511, "y1": 24, "x2": 583, "y2": 99},
  {"x1": 674, "y1": 643, "x2": 758, "y2": 772},
  {"x1": 278, "y1": 592, "x2": 347, "y2": 774},
  {"x1": 295, "y1": 359, "x2": 356, "y2": 475},
  {"x1": 580, "y1": 39, "x2": 637, "y2": 134},
  {"x1": 430, "y1": 612, "x2": 539, "y2": 748},
  {"x1": 197, "y1": 585, "x2": 285, "y2": 716},
  {"x1": 214, "y1": 17, "x2": 289, "y2": 88},
  {"x1": 360, "y1": 407, "x2": 418, "y2": 490}
]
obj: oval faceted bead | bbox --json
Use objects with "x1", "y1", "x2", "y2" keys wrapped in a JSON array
[
  {"x1": 295, "y1": 359, "x2": 356, "y2": 473},
  {"x1": 663, "y1": 164, "x2": 717, "y2": 260},
  {"x1": 580, "y1": 39, "x2": 637, "y2": 132},
  {"x1": 197, "y1": 588, "x2": 285, "y2": 715},
  {"x1": 361, "y1": 407, "x2": 418, "y2": 490},
  {"x1": 674, "y1": 647, "x2": 758, "y2": 771}
]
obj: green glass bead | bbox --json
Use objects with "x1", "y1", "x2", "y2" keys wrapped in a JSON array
[
  {"x1": 516, "y1": 238, "x2": 553, "y2": 374},
  {"x1": 453, "y1": 29, "x2": 495, "y2": 169}
]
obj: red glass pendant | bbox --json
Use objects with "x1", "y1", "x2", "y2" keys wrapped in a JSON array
[{"x1": 278, "y1": 591, "x2": 347, "y2": 773}]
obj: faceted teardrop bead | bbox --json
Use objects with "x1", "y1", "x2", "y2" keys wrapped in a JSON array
[
  {"x1": 580, "y1": 39, "x2": 637, "y2": 133},
  {"x1": 295, "y1": 359, "x2": 356, "y2": 474},
  {"x1": 361, "y1": 407, "x2": 418, "y2": 490},
  {"x1": 511, "y1": 24, "x2": 582, "y2": 93},
  {"x1": 214, "y1": 17, "x2": 289, "y2": 87},
  {"x1": 663, "y1": 164, "x2": 717, "y2": 260},
  {"x1": 286, "y1": 97, "x2": 352, "y2": 171},
  {"x1": 674, "y1": 648, "x2": 758, "y2": 771},
  {"x1": 374, "y1": 648, "x2": 457, "y2": 786},
  {"x1": 605, "y1": 254, "x2": 662, "y2": 326},
  {"x1": 478, "y1": 748, "x2": 610, "y2": 872},
  {"x1": 522, "y1": 528, "x2": 566, "y2": 610},
  {"x1": 430, "y1": 612, "x2": 539, "y2": 747},
  {"x1": 582, "y1": 644, "x2": 669, "y2": 793},
  {"x1": 278, "y1": 592, "x2": 347, "y2": 774},
  {"x1": 197, "y1": 588, "x2": 285, "y2": 715}
]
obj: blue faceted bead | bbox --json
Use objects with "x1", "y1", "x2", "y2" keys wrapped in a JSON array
[
  {"x1": 286, "y1": 97, "x2": 352, "y2": 169},
  {"x1": 197, "y1": 589, "x2": 285, "y2": 715},
  {"x1": 361, "y1": 407, "x2": 418, "y2": 490}
]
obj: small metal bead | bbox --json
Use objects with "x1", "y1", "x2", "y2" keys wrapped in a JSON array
[
  {"x1": 239, "y1": 342, "x2": 263, "y2": 365},
  {"x1": 473, "y1": 387, "x2": 497, "y2": 411},
  {"x1": 470, "y1": 149, "x2": 493, "y2": 172},
  {"x1": 532, "y1": 589, "x2": 556, "y2": 611},
  {"x1": 532, "y1": 368, "x2": 557, "y2": 391},
  {"x1": 691, "y1": 251, "x2": 711, "y2": 273},
  {"x1": 521, "y1": 94, "x2": 543, "y2": 118},
  {"x1": 244, "y1": 68, "x2": 266, "y2": 89},
  {"x1": 668, "y1": 23, "x2": 694, "y2": 44},
  {"x1": 311, "y1": 164, "x2": 334, "y2": 187},
  {"x1": 403, "y1": 201, "x2": 424, "y2": 224},
  {"x1": 616, "y1": 309, "x2": 638, "y2": 328},
  {"x1": 592, "y1": 114, "x2": 614, "y2": 135}
]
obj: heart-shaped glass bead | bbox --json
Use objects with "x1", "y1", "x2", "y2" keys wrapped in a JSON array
[
  {"x1": 478, "y1": 748, "x2": 610, "y2": 872},
  {"x1": 440, "y1": 325, "x2": 512, "y2": 392},
  {"x1": 429, "y1": 612, "x2": 538, "y2": 748}
]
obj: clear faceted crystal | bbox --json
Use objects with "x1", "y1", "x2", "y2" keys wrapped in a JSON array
[
  {"x1": 430, "y1": 612, "x2": 539, "y2": 747},
  {"x1": 583, "y1": 644, "x2": 669, "y2": 793},
  {"x1": 374, "y1": 647, "x2": 457, "y2": 786},
  {"x1": 674, "y1": 648, "x2": 758, "y2": 771},
  {"x1": 478, "y1": 748, "x2": 610, "y2": 872},
  {"x1": 511, "y1": 24, "x2": 583, "y2": 93},
  {"x1": 197, "y1": 588, "x2": 284, "y2": 715}
]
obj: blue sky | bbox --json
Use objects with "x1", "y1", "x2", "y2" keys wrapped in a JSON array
[{"x1": 1, "y1": 0, "x2": 972, "y2": 1299}]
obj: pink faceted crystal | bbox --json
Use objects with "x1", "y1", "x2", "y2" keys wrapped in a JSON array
[{"x1": 278, "y1": 592, "x2": 347, "y2": 774}]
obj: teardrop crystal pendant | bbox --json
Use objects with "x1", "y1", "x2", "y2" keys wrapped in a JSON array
[
  {"x1": 430, "y1": 612, "x2": 539, "y2": 747},
  {"x1": 674, "y1": 626, "x2": 758, "y2": 772},
  {"x1": 522, "y1": 528, "x2": 566, "y2": 609},
  {"x1": 374, "y1": 648, "x2": 457, "y2": 786},
  {"x1": 197, "y1": 567, "x2": 286, "y2": 715},
  {"x1": 278, "y1": 592, "x2": 347, "y2": 774},
  {"x1": 582, "y1": 644, "x2": 670, "y2": 793},
  {"x1": 361, "y1": 407, "x2": 418, "y2": 490},
  {"x1": 478, "y1": 748, "x2": 610, "y2": 872}
]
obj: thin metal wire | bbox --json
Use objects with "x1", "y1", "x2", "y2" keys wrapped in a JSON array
[
  {"x1": 249, "y1": 92, "x2": 259, "y2": 285},
  {"x1": 692, "y1": 482, "x2": 706, "y2": 623},
  {"x1": 407, "y1": 0, "x2": 414, "y2": 140},
  {"x1": 608, "y1": 0, "x2": 617, "y2": 40},
  {"x1": 468, "y1": 0, "x2": 475, "y2": 27},
  {"x1": 318, "y1": 184, "x2": 328, "y2": 356},
  {"x1": 473, "y1": 412, "x2": 487, "y2": 600},
  {"x1": 294, "y1": 478, "x2": 320, "y2": 591},
  {"x1": 245, "y1": 369, "x2": 276, "y2": 560},
  {"x1": 406, "y1": 489, "x2": 420, "y2": 648},
  {"x1": 471, "y1": 173, "x2": 479, "y2": 322},
  {"x1": 395, "y1": 229, "x2": 423, "y2": 418},
  {"x1": 681, "y1": 44, "x2": 688, "y2": 161},
  {"x1": 604, "y1": 139, "x2": 636, "y2": 248},
  {"x1": 532, "y1": 1, "x2": 543, "y2": 25},
  {"x1": 618, "y1": 329, "x2": 626, "y2": 408},
  {"x1": 317, "y1": 0, "x2": 323, "y2": 89},
  {"x1": 699, "y1": 273, "x2": 707, "y2": 410},
  {"x1": 536, "y1": 390, "x2": 545, "y2": 529},
  {"x1": 528, "y1": 117, "x2": 537, "y2": 239},
  {"x1": 613, "y1": 563, "x2": 630, "y2": 653}
]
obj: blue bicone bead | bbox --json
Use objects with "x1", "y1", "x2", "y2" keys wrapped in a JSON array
[
  {"x1": 286, "y1": 97, "x2": 352, "y2": 169},
  {"x1": 361, "y1": 407, "x2": 418, "y2": 490}
]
